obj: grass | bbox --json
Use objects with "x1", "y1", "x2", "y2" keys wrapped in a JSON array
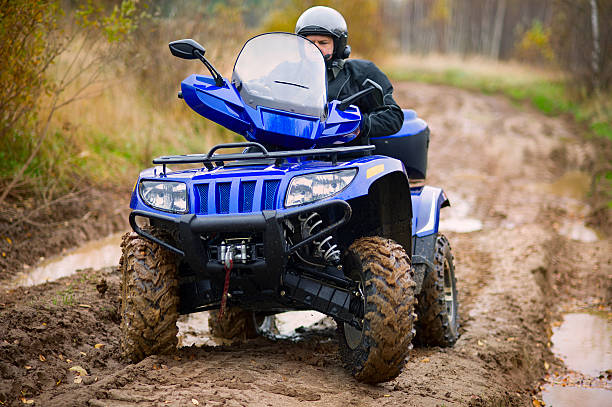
[
  {"x1": 52, "y1": 287, "x2": 75, "y2": 306},
  {"x1": 35, "y1": 69, "x2": 230, "y2": 190},
  {"x1": 0, "y1": 27, "x2": 241, "y2": 201}
]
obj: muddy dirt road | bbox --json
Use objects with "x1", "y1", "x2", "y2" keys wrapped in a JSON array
[{"x1": 1, "y1": 83, "x2": 610, "y2": 406}]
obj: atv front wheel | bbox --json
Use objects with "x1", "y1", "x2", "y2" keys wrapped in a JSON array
[
  {"x1": 120, "y1": 230, "x2": 179, "y2": 362},
  {"x1": 414, "y1": 234, "x2": 459, "y2": 347},
  {"x1": 338, "y1": 237, "x2": 417, "y2": 383}
]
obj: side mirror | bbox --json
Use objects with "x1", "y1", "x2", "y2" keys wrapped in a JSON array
[
  {"x1": 169, "y1": 38, "x2": 224, "y2": 87},
  {"x1": 169, "y1": 39, "x2": 206, "y2": 60},
  {"x1": 338, "y1": 79, "x2": 384, "y2": 111}
]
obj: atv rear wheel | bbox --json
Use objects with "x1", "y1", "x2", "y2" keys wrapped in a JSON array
[
  {"x1": 120, "y1": 230, "x2": 179, "y2": 362},
  {"x1": 338, "y1": 237, "x2": 417, "y2": 383},
  {"x1": 208, "y1": 308, "x2": 276, "y2": 340},
  {"x1": 414, "y1": 234, "x2": 459, "y2": 347}
]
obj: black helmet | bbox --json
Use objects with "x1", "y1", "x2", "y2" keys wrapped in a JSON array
[{"x1": 295, "y1": 6, "x2": 350, "y2": 60}]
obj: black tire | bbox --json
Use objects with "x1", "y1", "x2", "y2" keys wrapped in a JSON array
[
  {"x1": 338, "y1": 237, "x2": 417, "y2": 384},
  {"x1": 120, "y1": 230, "x2": 179, "y2": 362},
  {"x1": 208, "y1": 308, "x2": 259, "y2": 340},
  {"x1": 414, "y1": 234, "x2": 459, "y2": 347}
]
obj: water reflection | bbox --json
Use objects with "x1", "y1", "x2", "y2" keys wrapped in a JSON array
[
  {"x1": 12, "y1": 232, "x2": 124, "y2": 287},
  {"x1": 541, "y1": 312, "x2": 612, "y2": 406},
  {"x1": 551, "y1": 313, "x2": 612, "y2": 377}
]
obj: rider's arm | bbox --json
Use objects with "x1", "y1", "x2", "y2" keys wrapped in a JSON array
[{"x1": 356, "y1": 61, "x2": 404, "y2": 141}]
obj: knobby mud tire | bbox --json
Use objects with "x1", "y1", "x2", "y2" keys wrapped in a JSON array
[
  {"x1": 414, "y1": 234, "x2": 459, "y2": 347},
  {"x1": 338, "y1": 237, "x2": 417, "y2": 384},
  {"x1": 120, "y1": 229, "x2": 179, "y2": 362},
  {"x1": 208, "y1": 308, "x2": 259, "y2": 340}
]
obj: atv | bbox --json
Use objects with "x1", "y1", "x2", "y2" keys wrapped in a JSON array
[{"x1": 120, "y1": 32, "x2": 459, "y2": 384}]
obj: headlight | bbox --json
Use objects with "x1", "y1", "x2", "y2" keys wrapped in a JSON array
[
  {"x1": 285, "y1": 169, "x2": 357, "y2": 207},
  {"x1": 140, "y1": 180, "x2": 187, "y2": 213}
]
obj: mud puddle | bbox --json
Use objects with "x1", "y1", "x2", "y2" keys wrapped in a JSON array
[
  {"x1": 438, "y1": 194, "x2": 483, "y2": 233},
  {"x1": 543, "y1": 170, "x2": 599, "y2": 243},
  {"x1": 10, "y1": 231, "x2": 125, "y2": 287},
  {"x1": 558, "y1": 221, "x2": 600, "y2": 243},
  {"x1": 541, "y1": 312, "x2": 612, "y2": 406}
]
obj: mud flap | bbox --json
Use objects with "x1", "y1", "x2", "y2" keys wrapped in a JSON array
[{"x1": 411, "y1": 233, "x2": 437, "y2": 293}]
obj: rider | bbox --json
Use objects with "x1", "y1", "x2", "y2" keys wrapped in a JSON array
[{"x1": 295, "y1": 6, "x2": 404, "y2": 145}]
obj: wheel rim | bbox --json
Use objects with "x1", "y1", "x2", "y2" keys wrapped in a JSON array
[
  {"x1": 442, "y1": 257, "x2": 456, "y2": 328},
  {"x1": 253, "y1": 314, "x2": 275, "y2": 334},
  {"x1": 343, "y1": 322, "x2": 363, "y2": 349},
  {"x1": 344, "y1": 283, "x2": 366, "y2": 350}
]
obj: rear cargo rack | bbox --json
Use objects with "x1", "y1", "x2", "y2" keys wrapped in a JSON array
[{"x1": 152, "y1": 142, "x2": 375, "y2": 174}]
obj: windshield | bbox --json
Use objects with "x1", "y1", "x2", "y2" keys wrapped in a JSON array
[{"x1": 232, "y1": 33, "x2": 327, "y2": 119}]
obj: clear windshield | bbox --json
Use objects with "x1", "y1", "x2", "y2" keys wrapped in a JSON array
[{"x1": 232, "y1": 33, "x2": 327, "y2": 119}]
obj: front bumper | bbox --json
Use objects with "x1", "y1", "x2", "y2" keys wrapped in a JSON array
[
  {"x1": 129, "y1": 200, "x2": 357, "y2": 320},
  {"x1": 130, "y1": 199, "x2": 351, "y2": 267}
]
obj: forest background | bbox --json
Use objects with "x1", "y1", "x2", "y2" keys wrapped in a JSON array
[{"x1": 0, "y1": 0, "x2": 610, "y2": 230}]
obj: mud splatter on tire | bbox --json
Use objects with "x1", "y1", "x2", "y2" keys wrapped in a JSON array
[
  {"x1": 120, "y1": 229, "x2": 179, "y2": 362},
  {"x1": 338, "y1": 236, "x2": 417, "y2": 383},
  {"x1": 208, "y1": 308, "x2": 259, "y2": 340}
]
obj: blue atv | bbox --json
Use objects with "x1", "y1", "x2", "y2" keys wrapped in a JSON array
[{"x1": 120, "y1": 33, "x2": 459, "y2": 384}]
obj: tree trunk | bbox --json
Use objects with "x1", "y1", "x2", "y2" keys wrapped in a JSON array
[
  {"x1": 590, "y1": 0, "x2": 601, "y2": 90},
  {"x1": 491, "y1": 0, "x2": 506, "y2": 59}
]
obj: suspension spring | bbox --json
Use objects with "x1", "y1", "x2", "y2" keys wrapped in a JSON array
[{"x1": 299, "y1": 212, "x2": 341, "y2": 264}]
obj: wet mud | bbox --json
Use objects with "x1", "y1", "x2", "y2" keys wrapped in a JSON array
[{"x1": 1, "y1": 82, "x2": 611, "y2": 406}]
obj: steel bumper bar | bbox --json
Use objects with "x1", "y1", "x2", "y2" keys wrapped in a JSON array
[{"x1": 129, "y1": 199, "x2": 352, "y2": 263}]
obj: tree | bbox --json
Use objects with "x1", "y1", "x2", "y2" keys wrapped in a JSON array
[{"x1": 0, "y1": 0, "x2": 147, "y2": 204}]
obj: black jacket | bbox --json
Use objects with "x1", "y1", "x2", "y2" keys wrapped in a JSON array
[{"x1": 327, "y1": 59, "x2": 404, "y2": 145}]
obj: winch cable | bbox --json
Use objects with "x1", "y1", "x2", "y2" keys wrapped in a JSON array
[{"x1": 218, "y1": 247, "x2": 234, "y2": 320}]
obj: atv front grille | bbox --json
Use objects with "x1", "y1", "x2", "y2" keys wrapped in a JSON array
[
  {"x1": 239, "y1": 181, "x2": 256, "y2": 213},
  {"x1": 263, "y1": 180, "x2": 280, "y2": 210},
  {"x1": 195, "y1": 179, "x2": 281, "y2": 214},
  {"x1": 196, "y1": 184, "x2": 209, "y2": 215},
  {"x1": 216, "y1": 182, "x2": 232, "y2": 214}
]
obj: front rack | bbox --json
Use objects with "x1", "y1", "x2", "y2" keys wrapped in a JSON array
[{"x1": 152, "y1": 142, "x2": 375, "y2": 174}]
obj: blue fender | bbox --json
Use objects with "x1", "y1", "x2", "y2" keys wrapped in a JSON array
[
  {"x1": 333, "y1": 156, "x2": 407, "y2": 201},
  {"x1": 411, "y1": 186, "x2": 449, "y2": 237}
]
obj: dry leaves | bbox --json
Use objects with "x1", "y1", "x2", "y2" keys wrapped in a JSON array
[{"x1": 69, "y1": 365, "x2": 88, "y2": 376}]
